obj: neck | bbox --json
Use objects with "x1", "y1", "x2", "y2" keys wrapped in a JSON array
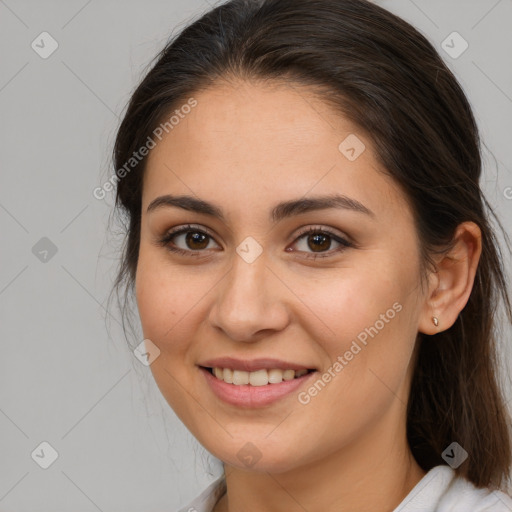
[{"x1": 215, "y1": 409, "x2": 426, "y2": 512}]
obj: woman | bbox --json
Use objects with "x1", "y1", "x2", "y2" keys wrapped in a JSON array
[{"x1": 109, "y1": 0, "x2": 512, "y2": 510}]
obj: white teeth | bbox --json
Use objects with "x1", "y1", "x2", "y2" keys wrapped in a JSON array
[
  {"x1": 211, "y1": 367, "x2": 311, "y2": 385},
  {"x1": 249, "y1": 369, "x2": 268, "y2": 386},
  {"x1": 223, "y1": 368, "x2": 234, "y2": 384},
  {"x1": 268, "y1": 368, "x2": 284, "y2": 384},
  {"x1": 233, "y1": 370, "x2": 249, "y2": 385},
  {"x1": 283, "y1": 369, "x2": 295, "y2": 381}
]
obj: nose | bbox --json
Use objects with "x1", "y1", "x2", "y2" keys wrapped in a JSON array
[{"x1": 208, "y1": 249, "x2": 290, "y2": 342}]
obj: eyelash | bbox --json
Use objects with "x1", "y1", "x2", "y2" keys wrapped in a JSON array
[{"x1": 157, "y1": 224, "x2": 353, "y2": 260}]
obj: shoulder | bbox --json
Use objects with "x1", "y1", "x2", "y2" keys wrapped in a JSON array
[
  {"x1": 437, "y1": 467, "x2": 512, "y2": 512},
  {"x1": 177, "y1": 476, "x2": 226, "y2": 512},
  {"x1": 180, "y1": 467, "x2": 512, "y2": 512},
  {"x1": 397, "y1": 465, "x2": 512, "y2": 512}
]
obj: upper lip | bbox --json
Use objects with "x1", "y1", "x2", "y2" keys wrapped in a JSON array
[{"x1": 199, "y1": 357, "x2": 316, "y2": 372}]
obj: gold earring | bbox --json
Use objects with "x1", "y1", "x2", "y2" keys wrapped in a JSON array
[{"x1": 432, "y1": 316, "x2": 439, "y2": 327}]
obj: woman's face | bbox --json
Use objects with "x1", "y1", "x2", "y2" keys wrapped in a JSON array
[{"x1": 135, "y1": 79, "x2": 428, "y2": 472}]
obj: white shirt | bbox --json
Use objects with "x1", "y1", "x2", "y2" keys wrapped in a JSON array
[{"x1": 177, "y1": 464, "x2": 512, "y2": 512}]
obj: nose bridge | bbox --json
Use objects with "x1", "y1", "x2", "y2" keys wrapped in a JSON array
[{"x1": 209, "y1": 246, "x2": 289, "y2": 341}]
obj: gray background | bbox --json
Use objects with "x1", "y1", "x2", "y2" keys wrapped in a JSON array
[{"x1": 1, "y1": 0, "x2": 511, "y2": 511}]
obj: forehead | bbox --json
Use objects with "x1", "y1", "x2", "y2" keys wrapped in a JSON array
[{"x1": 142, "y1": 79, "x2": 410, "y2": 221}]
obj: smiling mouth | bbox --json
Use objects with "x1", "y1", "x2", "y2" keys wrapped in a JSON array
[{"x1": 202, "y1": 366, "x2": 316, "y2": 386}]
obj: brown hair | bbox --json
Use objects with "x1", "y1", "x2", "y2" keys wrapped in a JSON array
[{"x1": 108, "y1": 0, "x2": 512, "y2": 491}]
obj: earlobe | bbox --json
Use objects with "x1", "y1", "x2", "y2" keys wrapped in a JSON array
[{"x1": 418, "y1": 221, "x2": 482, "y2": 336}]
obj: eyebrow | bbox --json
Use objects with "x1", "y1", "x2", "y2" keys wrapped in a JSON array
[{"x1": 146, "y1": 193, "x2": 375, "y2": 222}]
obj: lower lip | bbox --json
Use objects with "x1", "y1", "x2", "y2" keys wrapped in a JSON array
[{"x1": 200, "y1": 367, "x2": 316, "y2": 408}]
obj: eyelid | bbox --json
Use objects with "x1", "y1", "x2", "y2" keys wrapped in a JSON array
[
  {"x1": 167, "y1": 223, "x2": 218, "y2": 241},
  {"x1": 292, "y1": 224, "x2": 353, "y2": 244}
]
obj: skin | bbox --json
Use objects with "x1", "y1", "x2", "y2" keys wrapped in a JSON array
[{"x1": 135, "y1": 79, "x2": 482, "y2": 512}]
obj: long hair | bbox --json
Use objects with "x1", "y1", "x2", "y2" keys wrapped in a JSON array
[{"x1": 108, "y1": 0, "x2": 512, "y2": 491}]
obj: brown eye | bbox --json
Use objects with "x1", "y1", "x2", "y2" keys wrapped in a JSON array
[
  {"x1": 291, "y1": 227, "x2": 352, "y2": 259},
  {"x1": 307, "y1": 232, "x2": 331, "y2": 252},
  {"x1": 158, "y1": 225, "x2": 220, "y2": 256},
  {"x1": 185, "y1": 231, "x2": 209, "y2": 250}
]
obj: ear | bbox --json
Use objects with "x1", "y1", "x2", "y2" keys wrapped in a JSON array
[{"x1": 418, "y1": 221, "x2": 482, "y2": 335}]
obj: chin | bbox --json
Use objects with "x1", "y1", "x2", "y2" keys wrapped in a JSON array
[{"x1": 205, "y1": 435, "x2": 308, "y2": 474}]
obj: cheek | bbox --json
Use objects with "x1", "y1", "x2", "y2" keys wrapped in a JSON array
[
  {"x1": 296, "y1": 255, "x2": 420, "y2": 393},
  {"x1": 134, "y1": 255, "x2": 204, "y2": 421},
  {"x1": 134, "y1": 249, "x2": 219, "y2": 361},
  {"x1": 135, "y1": 266, "x2": 170, "y2": 341},
  {"x1": 295, "y1": 262, "x2": 409, "y2": 349},
  {"x1": 135, "y1": 252, "x2": 188, "y2": 352}
]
